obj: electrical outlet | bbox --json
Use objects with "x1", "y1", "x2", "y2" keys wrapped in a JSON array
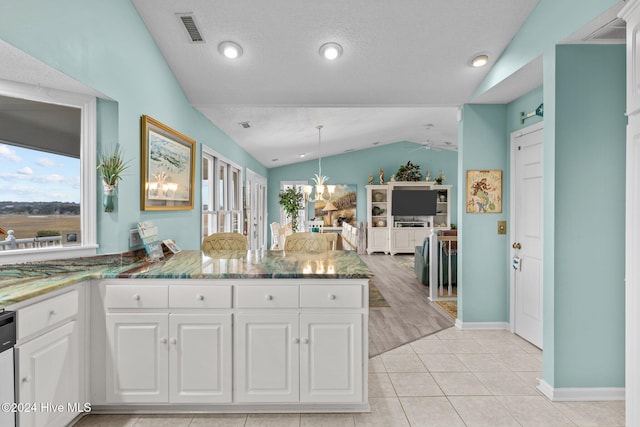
[
  {"x1": 129, "y1": 229, "x2": 143, "y2": 248},
  {"x1": 498, "y1": 220, "x2": 507, "y2": 235}
]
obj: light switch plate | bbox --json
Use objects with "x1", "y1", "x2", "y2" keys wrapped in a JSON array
[
  {"x1": 498, "y1": 220, "x2": 507, "y2": 235},
  {"x1": 129, "y1": 229, "x2": 143, "y2": 248}
]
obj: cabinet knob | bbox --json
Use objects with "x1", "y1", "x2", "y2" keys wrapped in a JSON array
[
  {"x1": 328, "y1": 294, "x2": 337, "y2": 300},
  {"x1": 22, "y1": 377, "x2": 30, "y2": 383},
  {"x1": 132, "y1": 294, "x2": 141, "y2": 301},
  {"x1": 197, "y1": 294, "x2": 205, "y2": 301},
  {"x1": 293, "y1": 338, "x2": 300, "y2": 344},
  {"x1": 302, "y1": 338, "x2": 309, "y2": 344},
  {"x1": 265, "y1": 294, "x2": 273, "y2": 301},
  {"x1": 160, "y1": 337, "x2": 168, "y2": 344},
  {"x1": 170, "y1": 338, "x2": 177, "y2": 345},
  {"x1": 49, "y1": 310, "x2": 56, "y2": 316}
]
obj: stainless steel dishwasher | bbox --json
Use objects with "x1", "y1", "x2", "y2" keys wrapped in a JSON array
[{"x1": 0, "y1": 310, "x2": 16, "y2": 427}]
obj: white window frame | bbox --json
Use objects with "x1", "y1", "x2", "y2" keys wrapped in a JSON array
[
  {"x1": 202, "y1": 145, "x2": 243, "y2": 238},
  {"x1": 0, "y1": 79, "x2": 97, "y2": 264}
]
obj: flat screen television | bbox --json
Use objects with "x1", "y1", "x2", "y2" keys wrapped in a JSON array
[{"x1": 392, "y1": 189, "x2": 438, "y2": 216}]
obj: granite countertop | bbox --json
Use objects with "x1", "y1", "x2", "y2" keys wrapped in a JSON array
[{"x1": 0, "y1": 249, "x2": 373, "y2": 308}]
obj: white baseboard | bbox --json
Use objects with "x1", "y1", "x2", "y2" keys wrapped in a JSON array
[
  {"x1": 455, "y1": 319, "x2": 509, "y2": 330},
  {"x1": 538, "y1": 379, "x2": 625, "y2": 401}
]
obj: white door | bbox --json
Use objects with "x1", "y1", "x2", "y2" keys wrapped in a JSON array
[
  {"x1": 169, "y1": 314, "x2": 232, "y2": 403},
  {"x1": 105, "y1": 313, "x2": 168, "y2": 403},
  {"x1": 300, "y1": 313, "x2": 363, "y2": 403},
  {"x1": 626, "y1": 114, "x2": 640, "y2": 426},
  {"x1": 235, "y1": 313, "x2": 299, "y2": 402},
  {"x1": 17, "y1": 321, "x2": 79, "y2": 427},
  {"x1": 511, "y1": 122, "x2": 544, "y2": 348},
  {"x1": 246, "y1": 169, "x2": 267, "y2": 250}
]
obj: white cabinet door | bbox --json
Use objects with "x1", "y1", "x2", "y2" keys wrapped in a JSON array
[
  {"x1": 300, "y1": 313, "x2": 363, "y2": 403},
  {"x1": 235, "y1": 313, "x2": 299, "y2": 402},
  {"x1": 105, "y1": 313, "x2": 168, "y2": 403},
  {"x1": 413, "y1": 229, "x2": 430, "y2": 247},
  {"x1": 17, "y1": 320, "x2": 79, "y2": 427},
  {"x1": 169, "y1": 314, "x2": 232, "y2": 403},
  {"x1": 391, "y1": 228, "x2": 412, "y2": 254},
  {"x1": 367, "y1": 228, "x2": 388, "y2": 254}
]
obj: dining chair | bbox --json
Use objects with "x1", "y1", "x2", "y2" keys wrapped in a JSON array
[
  {"x1": 284, "y1": 232, "x2": 329, "y2": 252},
  {"x1": 201, "y1": 232, "x2": 248, "y2": 251},
  {"x1": 270, "y1": 222, "x2": 281, "y2": 249}
]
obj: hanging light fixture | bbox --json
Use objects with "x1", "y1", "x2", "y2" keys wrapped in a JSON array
[{"x1": 303, "y1": 125, "x2": 336, "y2": 202}]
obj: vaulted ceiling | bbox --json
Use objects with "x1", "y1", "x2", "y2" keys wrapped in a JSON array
[{"x1": 131, "y1": 0, "x2": 540, "y2": 166}]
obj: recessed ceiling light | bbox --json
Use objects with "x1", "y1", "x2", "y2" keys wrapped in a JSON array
[
  {"x1": 299, "y1": 153, "x2": 306, "y2": 158},
  {"x1": 319, "y1": 42, "x2": 343, "y2": 60},
  {"x1": 218, "y1": 41, "x2": 243, "y2": 59},
  {"x1": 470, "y1": 54, "x2": 489, "y2": 68}
]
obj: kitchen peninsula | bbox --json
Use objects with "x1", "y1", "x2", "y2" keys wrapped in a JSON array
[{"x1": 1, "y1": 249, "x2": 372, "y2": 426}]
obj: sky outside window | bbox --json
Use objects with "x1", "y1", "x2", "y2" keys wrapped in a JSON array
[{"x1": 0, "y1": 142, "x2": 80, "y2": 203}]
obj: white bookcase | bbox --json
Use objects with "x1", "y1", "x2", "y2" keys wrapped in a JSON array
[{"x1": 366, "y1": 183, "x2": 451, "y2": 255}]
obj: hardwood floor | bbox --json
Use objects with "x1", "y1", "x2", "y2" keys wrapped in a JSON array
[{"x1": 360, "y1": 254, "x2": 454, "y2": 357}]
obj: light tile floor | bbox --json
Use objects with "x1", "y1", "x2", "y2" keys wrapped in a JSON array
[{"x1": 74, "y1": 328, "x2": 625, "y2": 427}]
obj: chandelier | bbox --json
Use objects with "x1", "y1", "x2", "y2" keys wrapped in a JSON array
[{"x1": 303, "y1": 125, "x2": 336, "y2": 202}]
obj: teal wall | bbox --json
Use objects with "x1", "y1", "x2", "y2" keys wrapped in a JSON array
[
  {"x1": 474, "y1": 0, "x2": 620, "y2": 99},
  {"x1": 0, "y1": 0, "x2": 267, "y2": 253},
  {"x1": 458, "y1": 105, "x2": 509, "y2": 322},
  {"x1": 267, "y1": 141, "x2": 458, "y2": 230},
  {"x1": 506, "y1": 86, "x2": 543, "y2": 133},
  {"x1": 552, "y1": 44, "x2": 626, "y2": 388}
]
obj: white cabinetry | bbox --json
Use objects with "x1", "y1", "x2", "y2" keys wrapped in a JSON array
[
  {"x1": 390, "y1": 227, "x2": 431, "y2": 255},
  {"x1": 366, "y1": 182, "x2": 451, "y2": 254},
  {"x1": 366, "y1": 185, "x2": 389, "y2": 254},
  {"x1": 235, "y1": 284, "x2": 364, "y2": 404},
  {"x1": 94, "y1": 278, "x2": 368, "y2": 411},
  {"x1": 15, "y1": 288, "x2": 82, "y2": 427},
  {"x1": 103, "y1": 283, "x2": 232, "y2": 404}
]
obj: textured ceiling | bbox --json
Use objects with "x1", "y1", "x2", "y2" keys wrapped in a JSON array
[{"x1": 132, "y1": 0, "x2": 540, "y2": 166}]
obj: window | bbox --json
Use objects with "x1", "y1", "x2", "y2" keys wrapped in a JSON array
[
  {"x1": 0, "y1": 80, "x2": 96, "y2": 264},
  {"x1": 202, "y1": 146, "x2": 243, "y2": 239}
]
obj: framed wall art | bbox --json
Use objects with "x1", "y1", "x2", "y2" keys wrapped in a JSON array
[
  {"x1": 141, "y1": 115, "x2": 195, "y2": 210},
  {"x1": 466, "y1": 169, "x2": 502, "y2": 213}
]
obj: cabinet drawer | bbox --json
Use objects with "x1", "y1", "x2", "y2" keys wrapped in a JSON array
[
  {"x1": 169, "y1": 285, "x2": 232, "y2": 308},
  {"x1": 235, "y1": 286, "x2": 299, "y2": 308},
  {"x1": 105, "y1": 285, "x2": 168, "y2": 309},
  {"x1": 300, "y1": 285, "x2": 363, "y2": 308},
  {"x1": 18, "y1": 289, "x2": 78, "y2": 340}
]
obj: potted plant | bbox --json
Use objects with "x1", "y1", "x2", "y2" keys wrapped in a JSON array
[
  {"x1": 97, "y1": 143, "x2": 129, "y2": 212},
  {"x1": 278, "y1": 187, "x2": 304, "y2": 232}
]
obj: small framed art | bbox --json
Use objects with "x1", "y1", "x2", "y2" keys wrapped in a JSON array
[{"x1": 466, "y1": 169, "x2": 502, "y2": 213}]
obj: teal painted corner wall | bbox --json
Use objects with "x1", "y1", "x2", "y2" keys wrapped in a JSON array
[
  {"x1": 458, "y1": 104, "x2": 509, "y2": 323},
  {"x1": 0, "y1": 0, "x2": 267, "y2": 254},
  {"x1": 474, "y1": 0, "x2": 620, "y2": 99},
  {"x1": 267, "y1": 141, "x2": 458, "y2": 231},
  {"x1": 506, "y1": 86, "x2": 543, "y2": 133},
  {"x1": 552, "y1": 44, "x2": 626, "y2": 388}
]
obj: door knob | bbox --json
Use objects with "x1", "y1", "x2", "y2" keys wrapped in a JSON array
[{"x1": 512, "y1": 242, "x2": 521, "y2": 249}]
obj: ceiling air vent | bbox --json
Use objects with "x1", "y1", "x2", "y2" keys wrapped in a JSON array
[
  {"x1": 238, "y1": 121, "x2": 251, "y2": 129},
  {"x1": 583, "y1": 17, "x2": 626, "y2": 42},
  {"x1": 177, "y1": 13, "x2": 205, "y2": 43}
]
